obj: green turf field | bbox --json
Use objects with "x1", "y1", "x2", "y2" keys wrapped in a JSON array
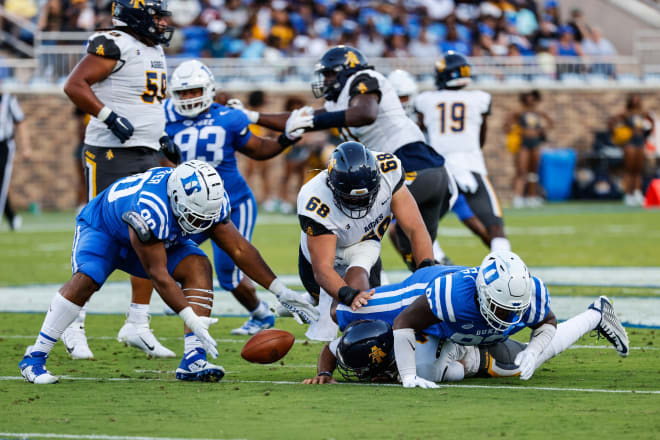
[{"x1": 1, "y1": 203, "x2": 660, "y2": 439}]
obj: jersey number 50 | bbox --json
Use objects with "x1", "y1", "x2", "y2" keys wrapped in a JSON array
[{"x1": 141, "y1": 71, "x2": 167, "y2": 104}]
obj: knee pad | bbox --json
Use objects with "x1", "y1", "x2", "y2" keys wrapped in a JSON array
[{"x1": 182, "y1": 288, "x2": 214, "y2": 310}]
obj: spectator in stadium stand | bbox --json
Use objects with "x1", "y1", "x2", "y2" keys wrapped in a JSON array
[
  {"x1": 385, "y1": 28, "x2": 411, "y2": 58},
  {"x1": 609, "y1": 94, "x2": 654, "y2": 206},
  {"x1": 201, "y1": 20, "x2": 228, "y2": 58},
  {"x1": 0, "y1": 89, "x2": 32, "y2": 231},
  {"x1": 582, "y1": 26, "x2": 617, "y2": 57},
  {"x1": 439, "y1": 21, "x2": 470, "y2": 56},
  {"x1": 567, "y1": 8, "x2": 589, "y2": 43},
  {"x1": 356, "y1": 20, "x2": 386, "y2": 58},
  {"x1": 542, "y1": 0, "x2": 562, "y2": 27},
  {"x1": 551, "y1": 25, "x2": 583, "y2": 75}
]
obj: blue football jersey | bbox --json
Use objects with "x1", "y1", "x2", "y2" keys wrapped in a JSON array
[
  {"x1": 426, "y1": 267, "x2": 551, "y2": 346},
  {"x1": 77, "y1": 167, "x2": 230, "y2": 247},
  {"x1": 164, "y1": 100, "x2": 253, "y2": 205},
  {"x1": 335, "y1": 265, "x2": 465, "y2": 337}
]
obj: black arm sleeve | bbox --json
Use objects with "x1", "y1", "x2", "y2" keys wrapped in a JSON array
[
  {"x1": 392, "y1": 172, "x2": 405, "y2": 195},
  {"x1": 298, "y1": 215, "x2": 332, "y2": 236},
  {"x1": 348, "y1": 74, "x2": 382, "y2": 101},
  {"x1": 87, "y1": 35, "x2": 121, "y2": 60}
]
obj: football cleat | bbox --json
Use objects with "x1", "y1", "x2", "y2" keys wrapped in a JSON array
[
  {"x1": 230, "y1": 314, "x2": 275, "y2": 336},
  {"x1": 62, "y1": 323, "x2": 94, "y2": 360},
  {"x1": 589, "y1": 296, "x2": 629, "y2": 357},
  {"x1": 19, "y1": 349, "x2": 58, "y2": 384},
  {"x1": 175, "y1": 348, "x2": 225, "y2": 382},
  {"x1": 117, "y1": 321, "x2": 175, "y2": 358}
]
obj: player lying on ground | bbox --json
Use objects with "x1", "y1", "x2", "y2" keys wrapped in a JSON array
[
  {"x1": 166, "y1": 59, "x2": 311, "y2": 336},
  {"x1": 302, "y1": 252, "x2": 628, "y2": 385},
  {"x1": 297, "y1": 141, "x2": 434, "y2": 341},
  {"x1": 229, "y1": 45, "x2": 456, "y2": 272},
  {"x1": 18, "y1": 161, "x2": 318, "y2": 384}
]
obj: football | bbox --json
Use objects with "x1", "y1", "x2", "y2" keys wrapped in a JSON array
[{"x1": 240, "y1": 329, "x2": 296, "y2": 364}]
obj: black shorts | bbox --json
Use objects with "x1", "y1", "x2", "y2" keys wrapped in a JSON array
[
  {"x1": 521, "y1": 136, "x2": 542, "y2": 150},
  {"x1": 82, "y1": 145, "x2": 161, "y2": 200},
  {"x1": 298, "y1": 245, "x2": 382, "y2": 302},
  {"x1": 629, "y1": 133, "x2": 646, "y2": 148},
  {"x1": 461, "y1": 172, "x2": 503, "y2": 229},
  {"x1": 394, "y1": 165, "x2": 453, "y2": 263}
]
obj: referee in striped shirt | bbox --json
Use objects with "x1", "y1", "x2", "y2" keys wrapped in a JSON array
[{"x1": 0, "y1": 91, "x2": 32, "y2": 230}]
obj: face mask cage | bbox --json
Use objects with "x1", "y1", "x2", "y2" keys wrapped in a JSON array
[
  {"x1": 171, "y1": 191, "x2": 220, "y2": 235},
  {"x1": 478, "y1": 294, "x2": 528, "y2": 332},
  {"x1": 172, "y1": 87, "x2": 212, "y2": 117},
  {"x1": 334, "y1": 189, "x2": 379, "y2": 219}
]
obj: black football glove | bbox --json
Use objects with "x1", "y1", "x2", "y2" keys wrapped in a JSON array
[
  {"x1": 103, "y1": 111, "x2": 134, "y2": 143},
  {"x1": 159, "y1": 134, "x2": 181, "y2": 165}
]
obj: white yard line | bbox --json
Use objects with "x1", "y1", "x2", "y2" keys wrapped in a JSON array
[
  {"x1": 1, "y1": 376, "x2": 658, "y2": 394},
  {"x1": 0, "y1": 433, "x2": 245, "y2": 440}
]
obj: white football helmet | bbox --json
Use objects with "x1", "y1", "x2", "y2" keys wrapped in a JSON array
[
  {"x1": 476, "y1": 251, "x2": 532, "y2": 331},
  {"x1": 167, "y1": 160, "x2": 227, "y2": 234},
  {"x1": 170, "y1": 60, "x2": 216, "y2": 117},
  {"x1": 387, "y1": 69, "x2": 418, "y2": 115}
]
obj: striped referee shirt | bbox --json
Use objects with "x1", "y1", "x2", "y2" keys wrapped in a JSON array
[{"x1": 0, "y1": 93, "x2": 24, "y2": 142}]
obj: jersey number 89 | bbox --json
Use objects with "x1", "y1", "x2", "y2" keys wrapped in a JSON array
[{"x1": 376, "y1": 153, "x2": 397, "y2": 173}]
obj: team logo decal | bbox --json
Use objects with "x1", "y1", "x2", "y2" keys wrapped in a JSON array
[
  {"x1": 460, "y1": 65, "x2": 471, "y2": 77},
  {"x1": 105, "y1": 149, "x2": 114, "y2": 160},
  {"x1": 368, "y1": 346, "x2": 387, "y2": 364},
  {"x1": 328, "y1": 158, "x2": 337, "y2": 175},
  {"x1": 96, "y1": 44, "x2": 105, "y2": 56},
  {"x1": 344, "y1": 51, "x2": 360, "y2": 68},
  {"x1": 435, "y1": 58, "x2": 446, "y2": 72},
  {"x1": 357, "y1": 82, "x2": 368, "y2": 94},
  {"x1": 181, "y1": 173, "x2": 202, "y2": 196},
  {"x1": 130, "y1": 0, "x2": 145, "y2": 8}
]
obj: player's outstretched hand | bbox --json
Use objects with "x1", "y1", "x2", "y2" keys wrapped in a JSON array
[
  {"x1": 351, "y1": 289, "x2": 374, "y2": 311},
  {"x1": 178, "y1": 306, "x2": 219, "y2": 358},
  {"x1": 278, "y1": 289, "x2": 320, "y2": 324},
  {"x1": 227, "y1": 98, "x2": 259, "y2": 123},
  {"x1": 401, "y1": 375, "x2": 439, "y2": 389},
  {"x1": 285, "y1": 107, "x2": 314, "y2": 140},
  {"x1": 302, "y1": 375, "x2": 338, "y2": 385},
  {"x1": 514, "y1": 349, "x2": 539, "y2": 380}
]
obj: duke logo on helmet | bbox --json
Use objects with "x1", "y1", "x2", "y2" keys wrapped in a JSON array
[
  {"x1": 181, "y1": 173, "x2": 202, "y2": 196},
  {"x1": 482, "y1": 260, "x2": 500, "y2": 285}
]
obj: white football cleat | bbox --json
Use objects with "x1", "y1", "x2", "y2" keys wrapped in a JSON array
[
  {"x1": 19, "y1": 348, "x2": 58, "y2": 384},
  {"x1": 589, "y1": 296, "x2": 629, "y2": 357},
  {"x1": 62, "y1": 323, "x2": 94, "y2": 360},
  {"x1": 117, "y1": 321, "x2": 176, "y2": 358}
]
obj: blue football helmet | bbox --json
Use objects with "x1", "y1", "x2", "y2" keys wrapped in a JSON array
[
  {"x1": 311, "y1": 46, "x2": 370, "y2": 101},
  {"x1": 112, "y1": 0, "x2": 174, "y2": 46},
  {"x1": 327, "y1": 141, "x2": 380, "y2": 219},
  {"x1": 336, "y1": 320, "x2": 397, "y2": 382},
  {"x1": 435, "y1": 51, "x2": 472, "y2": 90}
]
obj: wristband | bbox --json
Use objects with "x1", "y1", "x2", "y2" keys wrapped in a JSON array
[
  {"x1": 97, "y1": 106, "x2": 112, "y2": 122},
  {"x1": 416, "y1": 258, "x2": 437, "y2": 270},
  {"x1": 318, "y1": 371, "x2": 333, "y2": 377},
  {"x1": 337, "y1": 285, "x2": 359, "y2": 306},
  {"x1": 313, "y1": 110, "x2": 347, "y2": 130},
  {"x1": 277, "y1": 133, "x2": 298, "y2": 149},
  {"x1": 245, "y1": 109, "x2": 259, "y2": 124},
  {"x1": 268, "y1": 277, "x2": 286, "y2": 297},
  {"x1": 178, "y1": 306, "x2": 195, "y2": 324}
]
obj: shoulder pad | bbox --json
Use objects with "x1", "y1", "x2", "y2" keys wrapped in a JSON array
[
  {"x1": 298, "y1": 214, "x2": 332, "y2": 236},
  {"x1": 348, "y1": 73, "x2": 381, "y2": 99},
  {"x1": 122, "y1": 211, "x2": 155, "y2": 243},
  {"x1": 87, "y1": 34, "x2": 122, "y2": 60}
]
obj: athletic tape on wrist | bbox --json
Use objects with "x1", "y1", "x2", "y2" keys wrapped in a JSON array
[{"x1": 97, "y1": 106, "x2": 112, "y2": 122}]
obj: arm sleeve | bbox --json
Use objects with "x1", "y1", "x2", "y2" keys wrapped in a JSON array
[
  {"x1": 298, "y1": 214, "x2": 332, "y2": 236},
  {"x1": 86, "y1": 33, "x2": 122, "y2": 60},
  {"x1": 348, "y1": 73, "x2": 382, "y2": 101},
  {"x1": 9, "y1": 95, "x2": 24, "y2": 123}
]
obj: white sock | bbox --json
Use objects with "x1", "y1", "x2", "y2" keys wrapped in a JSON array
[
  {"x1": 74, "y1": 306, "x2": 87, "y2": 324},
  {"x1": 490, "y1": 237, "x2": 511, "y2": 252},
  {"x1": 535, "y1": 309, "x2": 600, "y2": 368},
  {"x1": 184, "y1": 332, "x2": 203, "y2": 353},
  {"x1": 251, "y1": 301, "x2": 271, "y2": 319},
  {"x1": 432, "y1": 240, "x2": 446, "y2": 260},
  {"x1": 127, "y1": 303, "x2": 150, "y2": 324},
  {"x1": 32, "y1": 293, "x2": 83, "y2": 356}
]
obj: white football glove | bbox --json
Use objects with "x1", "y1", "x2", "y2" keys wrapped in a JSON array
[
  {"x1": 401, "y1": 375, "x2": 439, "y2": 389},
  {"x1": 268, "y1": 278, "x2": 319, "y2": 324},
  {"x1": 226, "y1": 98, "x2": 259, "y2": 124},
  {"x1": 284, "y1": 106, "x2": 314, "y2": 140},
  {"x1": 514, "y1": 349, "x2": 539, "y2": 380},
  {"x1": 178, "y1": 306, "x2": 219, "y2": 359}
]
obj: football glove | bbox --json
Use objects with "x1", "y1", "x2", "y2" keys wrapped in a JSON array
[
  {"x1": 98, "y1": 107, "x2": 134, "y2": 143},
  {"x1": 284, "y1": 106, "x2": 314, "y2": 140},
  {"x1": 159, "y1": 134, "x2": 181, "y2": 165},
  {"x1": 226, "y1": 98, "x2": 259, "y2": 124},
  {"x1": 514, "y1": 348, "x2": 539, "y2": 380},
  {"x1": 178, "y1": 306, "x2": 219, "y2": 359},
  {"x1": 401, "y1": 375, "x2": 439, "y2": 389},
  {"x1": 278, "y1": 289, "x2": 320, "y2": 324}
]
